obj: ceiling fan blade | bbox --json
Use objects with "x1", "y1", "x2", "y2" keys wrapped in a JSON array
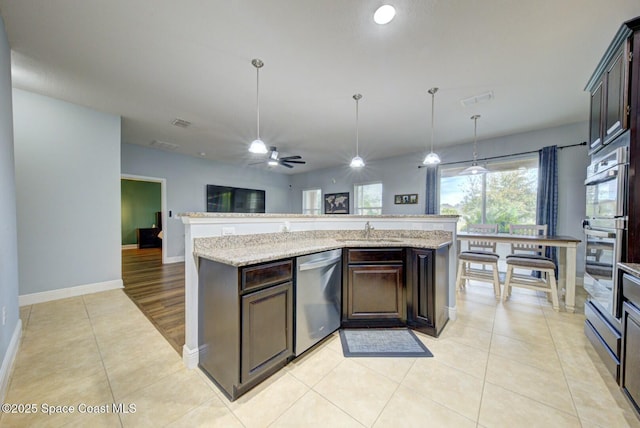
[
  {"x1": 281, "y1": 160, "x2": 306, "y2": 164},
  {"x1": 249, "y1": 161, "x2": 265, "y2": 165},
  {"x1": 279, "y1": 155, "x2": 302, "y2": 161},
  {"x1": 279, "y1": 162, "x2": 294, "y2": 168}
]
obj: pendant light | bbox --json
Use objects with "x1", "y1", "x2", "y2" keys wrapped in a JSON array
[
  {"x1": 248, "y1": 59, "x2": 268, "y2": 154},
  {"x1": 349, "y1": 94, "x2": 365, "y2": 168},
  {"x1": 423, "y1": 87, "x2": 441, "y2": 166},
  {"x1": 460, "y1": 115, "x2": 489, "y2": 175}
]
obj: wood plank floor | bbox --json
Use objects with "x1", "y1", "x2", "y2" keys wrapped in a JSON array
[{"x1": 121, "y1": 248, "x2": 185, "y2": 354}]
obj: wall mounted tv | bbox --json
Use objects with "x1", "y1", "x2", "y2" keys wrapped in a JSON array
[{"x1": 206, "y1": 185, "x2": 266, "y2": 213}]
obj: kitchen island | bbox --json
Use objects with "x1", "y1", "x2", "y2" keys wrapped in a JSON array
[
  {"x1": 180, "y1": 213, "x2": 459, "y2": 369},
  {"x1": 194, "y1": 228, "x2": 452, "y2": 400}
]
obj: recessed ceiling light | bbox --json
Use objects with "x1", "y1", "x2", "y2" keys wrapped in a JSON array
[
  {"x1": 199, "y1": 152, "x2": 206, "y2": 157},
  {"x1": 374, "y1": 5, "x2": 396, "y2": 25}
]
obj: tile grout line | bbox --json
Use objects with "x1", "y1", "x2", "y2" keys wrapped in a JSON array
[
  {"x1": 81, "y1": 295, "x2": 125, "y2": 428},
  {"x1": 472, "y1": 289, "x2": 499, "y2": 427},
  {"x1": 368, "y1": 356, "x2": 417, "y2": 428},
  {"x1": 540, "y1": 297, "x2": 584, "y2": 424}
]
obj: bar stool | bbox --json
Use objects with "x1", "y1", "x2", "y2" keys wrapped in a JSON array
[
  {"x1": 456, "y1": 224, "x2": 501, "y2": 299},
  {"x1": 503, "y1": 255, "x2": 559, "y2": 310},
  {"x1": 503, "y1": 224, "x2": 559, "y2": 310}
]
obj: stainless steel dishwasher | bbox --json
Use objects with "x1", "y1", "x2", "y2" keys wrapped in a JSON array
[{"x1": 295, "y1": 249, "x2": 342, "y2": 356}]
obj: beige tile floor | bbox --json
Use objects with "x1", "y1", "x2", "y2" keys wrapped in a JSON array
[{"x1": 2, "y1": 283, "x2": 640, "y2": 427}]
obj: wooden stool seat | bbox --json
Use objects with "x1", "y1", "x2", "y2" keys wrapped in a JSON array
[
  {"x1": 503, "y1": 255, "x2": 559, "y2": 310},
  {"x1": 456, "y1": 250, "x2": 501, "y2": 299}
]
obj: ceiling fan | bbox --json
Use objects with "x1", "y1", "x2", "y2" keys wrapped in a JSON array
[{"x1": 251, "y1": 146, "x2": 306, "y2": 169}]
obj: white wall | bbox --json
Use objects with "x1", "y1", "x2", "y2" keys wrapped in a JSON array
[
  {"x1": 13, "y1": 89, "x2": 122, "y2": 296},
  {"x1": 291, "y1": 122, "x2": 590, "y2": 273},
  {"x1": 0, "y1": 15, "x2": 20, "y2": 398},
  {"x1": 120, "y1": 143, "x2": 294, "y2": 260}
]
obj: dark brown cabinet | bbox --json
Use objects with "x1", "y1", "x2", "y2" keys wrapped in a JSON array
[
  {"x1": 604, "y1": 45, "x2": 630, "y2": 143},
  {"x1": 406, "y1": 247, "x2": 449, "y2": 337},
  {"x1": 622, "y1": 301, "x2": 640, "y2": 414},
  {"x1": 586, "y1": 38, "x2": 631, "y2": 154},
  {"x1": 342, "y1": 248, "x2": 405, "y2": 327},
  {"x1": 589, "y1": 80, "x2": 604, "y2": 151},
  {"x1": 198, "y1": 257, "x2": 293, "y2": 401},
  {"x1": 347, "y1": 265, "x2": 404, "y2": 319},
  {"x1": 241, "y1": 281, "x2": 293, "y2": 384},
  {"x1": 621, "y1": 272, "x2": 640, "y2": 415}
]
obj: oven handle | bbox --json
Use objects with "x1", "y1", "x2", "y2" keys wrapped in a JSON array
[
  {"x1": 584, "y1": 166, "x2": 618, "y2": 186},
  {"x1": 584, "y1": 228, "x2": 616, "y2": 239}
]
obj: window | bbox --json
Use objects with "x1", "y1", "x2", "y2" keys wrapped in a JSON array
[
  {"x1": 354, "y1": 182, "x2": 383, "y2": 215},
  {"x1": 302, "y1": 189, "x2": 322, "y2": 215},
  {"x1": 439, "y1": 157, "x2": 538, "y2": 232}
]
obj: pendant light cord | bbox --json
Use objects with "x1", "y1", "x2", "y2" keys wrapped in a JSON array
[
  {"x1": 472, "y1": 115, "x2": 480, "y2": 164},
  {"x1": 256, "y1": 65, "x2": 260, "y2": 140},
  {"x1": 430, "y1": 91, "x2": 435, "y2": 153},
  {"x1": 355, "y1": 97, "x2": 359, "y2": 156}
]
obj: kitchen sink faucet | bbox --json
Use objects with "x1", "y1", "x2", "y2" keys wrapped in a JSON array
[{"x1": 364, "y1": 221, "x2": 374, "y2": 239}]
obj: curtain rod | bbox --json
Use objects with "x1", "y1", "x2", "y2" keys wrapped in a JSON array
[{"x1": 419, "y1": 141, "x2": 587, "y2": 168}]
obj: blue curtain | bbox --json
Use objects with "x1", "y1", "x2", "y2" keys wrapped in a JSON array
[
  {"x1": 425, "y1": 166, "x2": 438, "y2": 214},
  {"x1": 536, "y1": 145, "x2": 558, "y2": 273}
]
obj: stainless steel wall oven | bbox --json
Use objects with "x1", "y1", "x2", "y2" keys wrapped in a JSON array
[{"x1": 583, "y1": 144, "x2": 628, "y2": 324}]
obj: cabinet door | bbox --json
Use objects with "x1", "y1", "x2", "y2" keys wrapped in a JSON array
[
  {"x1": 589, "y1": 80, "x2": 604, "y2": 152},
  {"x1": 347, "y1": 265, "x2": 404, "y2": 320},
  {"x1": 622, "y1": 302, "x2": 640, "y2": 413},
  {"x1": 604, "y1": 44, "x2": 629, "y2": 143},
  {"x1": 241, "y1": 281, "x2": 293, "y2": 384},
  {"x1": 409, "y1": 249, "x2": 434, "y2": 327}
]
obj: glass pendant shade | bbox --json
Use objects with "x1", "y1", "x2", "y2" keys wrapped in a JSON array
[
  {"x1": 249, "y1": 139, "x2": 268, "y2": 154},
  {"x1": 460, "y1": 114, "x2": 488, "y2": 175},
  {"x1": 350, "y1": 94, "x2": 365, "y2": 168},
  {"x1": 423, "y1": 87, "x2": 441, "y2": 166},
  {"x1": 423, "y1": 151, "x2": 441, "y2": 165},
  {"x1": 350, "y1": 155, "x2": 365, "y2": 168},
  {"x1": 460, "y1": 164, "x2": 488, "y2": 175}
]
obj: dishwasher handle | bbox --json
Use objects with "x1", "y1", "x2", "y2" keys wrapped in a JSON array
[{"x1": 298, "y1": 255, "x2": 342, "y2": 271}]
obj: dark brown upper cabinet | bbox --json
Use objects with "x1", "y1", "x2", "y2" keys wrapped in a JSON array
[
  {"x1": 604, "y1": 43, "x2": 630, "y2": 144},
  {"x1": 586, "y1": 38, "x2": 631, "y2": 155}
]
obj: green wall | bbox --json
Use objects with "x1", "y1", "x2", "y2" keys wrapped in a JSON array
[{"x1": 121, "y1": 179, "x2": 161, "y2": 245}]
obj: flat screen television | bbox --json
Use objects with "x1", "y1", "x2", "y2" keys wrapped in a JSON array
[{"x1": 206, "y1": 185, "x2": 266, "y2": 213}]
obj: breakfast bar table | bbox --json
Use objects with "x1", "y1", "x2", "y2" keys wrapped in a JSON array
[{"x1": 457, "y1": 233, "x2": 582, "y2": 312}]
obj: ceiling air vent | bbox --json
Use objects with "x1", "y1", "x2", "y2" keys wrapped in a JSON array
[
  {"x1": 460, "y1": 91, "x2": 494, "y2": 107},
  {"x1": 171, "y1": 118, "x2": 191, "y2": 128},
  {"x1": 150, "y1": 140, "x2": 180, "y2": 150}
]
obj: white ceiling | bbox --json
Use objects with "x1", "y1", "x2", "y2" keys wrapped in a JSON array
[{"x1": 2, "y1": 1, "x2": 640, "y2": 174}]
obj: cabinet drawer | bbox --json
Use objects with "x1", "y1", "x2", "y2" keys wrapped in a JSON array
[
  {"x1": 241, "y1": 259, "x2": 293, "y2": 292},
  {"x1": 585, "y1": 300, "x2": 621, "y2": 356},
  {"x1": 622, "y1": 301, "x2": 640, "y2": 413},
  {"x1": 347, "y1": 248, "x2": 403, "y2": 264},
  {"x1": 585, "y1": 319, "x2": 620, "y2": 381}
]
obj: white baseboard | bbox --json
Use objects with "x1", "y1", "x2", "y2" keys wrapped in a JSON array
[
  {"x1": 183, "y1": 344, "x2": 199, "y2": 369},
  {"x1": 164, "y1": 255, "x2": 185, "y2": 264},
  {"x1": 19, "y1": 279, "x2": 124, "y2": 306},
  {"x1": 122, "y1": 244, "x2": 138, "y2": 250},
  {"x1": 0, "y1": 320, "x2": 22, "y2": 403},
  {"x1": 447, "y1": 305, "x2": 457, "y2": 321}
]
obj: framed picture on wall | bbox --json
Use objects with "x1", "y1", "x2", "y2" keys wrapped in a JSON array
[
  {"x1": 394, "y1": 193, "x2": 418, "y2": 204},
  {"x1": 324, "y1": 192, "x2": 349, "y2": 214}
]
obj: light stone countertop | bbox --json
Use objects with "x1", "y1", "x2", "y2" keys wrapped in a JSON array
[
  {"x1": 194, "y1": 229, "x2": 453, "y2": 267},
  {"x1": 619, "y1": 262, "x2": 640, "y2": 278},
  {"x1": 180, "y1": 212, "x2": 459, "y2": 219}
]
